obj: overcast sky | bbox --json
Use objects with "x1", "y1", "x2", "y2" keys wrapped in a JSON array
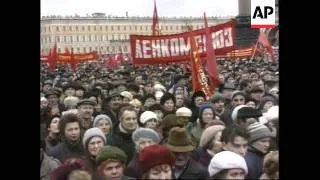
[{"x1": 41, "y1": 0, "x2": 238, "y2": 17}]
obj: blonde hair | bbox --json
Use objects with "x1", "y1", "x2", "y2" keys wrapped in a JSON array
[
  {"x1": 68, "y1": 170, "x2": 92, "y2": 180},
  {"x1": 263, "y1": 151, "x2": 279, "y2": 179},
  {"x1": 129, "y1": 99, "x2": 142, "y2": 107}
]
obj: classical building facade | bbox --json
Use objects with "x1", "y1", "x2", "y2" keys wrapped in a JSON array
[{"x1": 40, "y1": 14, "x2": 232, "y2": 55}]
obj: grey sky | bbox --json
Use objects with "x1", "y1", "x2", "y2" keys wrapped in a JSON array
[{"x1": 41, "y1": 0, "x2": 239, "y2": 17}]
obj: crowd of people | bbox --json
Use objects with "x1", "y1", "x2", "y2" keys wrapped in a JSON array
[{"x1": 40, "y1": 56, "x2": 279, "y2": 180}]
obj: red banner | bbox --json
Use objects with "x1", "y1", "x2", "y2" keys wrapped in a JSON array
[
  {"x1": 130, "y1": 20, "x2": 235, "y2": 65},
  {"x1": 56, "y1": 52, "x2": 97, "y2": 62},
  {"x1": 190, "y1": 29, "x2": 213, "y2": 99}
]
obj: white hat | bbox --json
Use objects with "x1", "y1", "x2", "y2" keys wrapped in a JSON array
[
  {"x1": 259, "y1": 105, "x2": 279, "y2": 124},
  {"x1": 176, "y1": 107, "x2": 192, "y2": 117},
  {"x1": 140, "y1": 111, "x2": 158, "y2": 124},
  {"x1": 120, "y1": 91, "x2": 133, "y2": 100},
  {"x1": 231, "y1": 105, "x2": 248, "y2": 121},
  {"x1": 208, "y1": 151, "x2": 248, "y2": 177},
  {"x1": 154, "y1": 83, "x2": 166, "y2": 92}
]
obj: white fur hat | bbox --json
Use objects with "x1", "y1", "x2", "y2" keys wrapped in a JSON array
[
  {"x1": 140, "y1": 111, "x2": 158, "y2": 124},
  {"x1": 259, "y1": 105, "x2": 279, "y2": 124},
  {"x1": 176, "y1": 107, "x2": 192, "y2": 117},
  {"x1": 120, "y1": 91, "x2": 133, "y2": 100},
  {"x1": 208, "y1": 151, "x2": 248, "y2": 177}
]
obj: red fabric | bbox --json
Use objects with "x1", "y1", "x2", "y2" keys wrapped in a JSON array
[
  {"x1": 257, "y1": 32, "x2": 274, "y2": 63},
  {"x1": 138, "y1": 144, "x2": 175, "y2": 173},
  {"x1": 152, "y1": 0, "x2": 160, "y2": 36},
  {"x1": 189, "y1": 29, "x2": 213, "y2": 99},
  {"x1": 47, "y1": 43, "x2": 57, "y2": 72},
  {"x1": 130, "y1": 20, "x2": 235, "y2": 65},
  {"x1": 204, "y1": 12, "x2": 219, "y2": 93}
]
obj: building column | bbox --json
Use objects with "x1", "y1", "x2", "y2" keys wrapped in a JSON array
[{"x1": 238, "y1": 0, "x2": 251, "y2": 16}]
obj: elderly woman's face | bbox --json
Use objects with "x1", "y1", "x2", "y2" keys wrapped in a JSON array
[{"x1": 135, "y1": 137, "x2": 156, "y2": 152}]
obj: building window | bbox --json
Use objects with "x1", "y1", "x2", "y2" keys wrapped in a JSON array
[
  {"x1": 56, "y1": 26, "x2": 59, "y2": 31},
  {"x1": 77, "y1": 47, "x2": 80, "y2": 52},
  {"x1": 111, "y1": 26, "x2": 114, "y2": 31},
  {"x1": 111, "y1": 46, "x2": 115, "y2": 52},
  {"x1": 75, "y1": 26, "x2": 78, "y2": 31},
  {"x1": 100, "y1": 26, "x2": 102, "y2": 31},
  {"x1": 70, "y1": 36, "x2": 73, "y2": 42},
  {"x1": 140, "y1": 26, "x2": 143, "y2": 30},
  {"x1": 82, "y1": 35, "x2": 85, "y2": 42},
  {"x1": 48, "y1": 27, "x2": 51, "y2": 32},
  {"x1": 112, "y1": 35, "x2": 114, "y2": 40},
  {"x1": 135, "y1": 26, "x2": 137, "y2": 30},
  {"x1": 105, "y1": 26, "x2": 108, "y2": 31},
  {"x1": 118, "y1": 26, "x2": 120, "y2": 30},
  {"x1": 129, "y1": 26, "x2": 132, "y2": 30},
  {"x1": 57, "y1": 48, "x2": 61, "y2": 53},
  {"x1": 107, "y1": 46, "x2": 110, "y2": 52},
  {"x1": 69, "y1": 26, "x2": 72, "y2": 31},
  {"x1": 89, "y1": 47, "x2": 92, "y2": 52},
  {"x1": 94, "y1": 26, "x2": 97, "y2": 31},
  {"x1": 123, "y1": 26, "x2": 126, "y2": 31},
  {"x1": 118, "y1": 34, "x2": 121, "y2": 40},
  {"x1": 76, "y1": 36, "x2": 79, "y2": 42},
  {"x1": 95, "y1": 35, "x2": 97, "y2": 41},
  {"x1": 165, "y1": 26, "x2": 168, "y2": 30},
  {"x1": 124, "y1": 46, "x2": 127, "y2": 52},
  {"x1": 64, "y1": 36, "x2": 67, "y2": 43},
  {"x1": 82, "y1": 26, "x2": 85, "y2": 31},
  {"x1": 57, "y1": 36, "x2": 60, "y2": 42},
  {"x1": 88, "y1": 26, "x2": 91, "y2": 31},
  {"x1": 48, "y1": 37, "x2": 51, "y2": 43},
  {"x1": 88, "y1": 35, "x2": 91, "y2": 42},
  {"x1": 170, "y1": 26, "x2": 173, "y2": 30},
  {"x1": 83, "y1": 47, "x2": 86, "y2": 53},
  {"x1": 44, "y1": 27, "x2": 46, "y2": 32},
  {"x1": 176, "y1": 26, "x2": 179, "y2": 30}
]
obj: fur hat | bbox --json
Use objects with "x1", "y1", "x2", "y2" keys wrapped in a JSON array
[
  {"x1": 63, "y1": 96, "x2": 80, "y2": 108},
  {"x1": 132, "y1": 127, "x2": 161, "y2": 144},
  {"x1": 140, "y1": 111, "x2": 158, "y2": 124},
  {"x1": 165, "y1": 127, "x2": 195, "y2": 152},
  {"x1": 199, "y1": 125, "x2": 225, "y2": 148},
  {"x1": 139, "y1": 144, "x2": 176, "y2": 173},
  {"x1": 259, "y1": 105, "x2": 279, "y2": 124},
  {"x1": 82, "y1": 128, "x2": 106, "y2": 147},
  {"x1": 96, "y1": 145, "x2": 127, "y2": 166},
  {"x1": 176, "y1": 107, "x2": 192, "y2": 117},
  {"x1": 93, "y1": 114, "x2": 113, "y2": 128},
  {"x1": 210, "y1": 94, "x2": 224, "y2": 103},
  {"x1": 192, "y1": 91, "x2": 206, "y2": 101},
  {"x1": 237, "y1": 107, "x2": 262, "y2": 119},
  {"x1": 247, "y1": 122, "x2": 272, "y2": 143},
  {"x1": 120, "y1": 91, "x2": 133, "y2": 100},
  {"x1": 208, "y1": 151, "x2": 248, "y2": 177},
  {"x1": 231, "y1": 105, "x2": 248, "y2": 121}
]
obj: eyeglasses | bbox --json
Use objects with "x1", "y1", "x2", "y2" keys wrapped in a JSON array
[{"x1": 233, "y1": 98, "x2": 244, "y2": 102}]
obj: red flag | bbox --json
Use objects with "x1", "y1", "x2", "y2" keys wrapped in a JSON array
[
  {"x1": 189, "y1": 28, "x2": 213, "y2": 99},
  {"x1": 70, "y1": 48, "x2": 76, "y2": 71},
  {"x1": 152, "y1": 0, "x2": 160, "y2": 35},
  {"x1": 204, "y1": 12, "x2": 219, "y2": 92},
  {"x1": 257, "y1": 31, "x2": 275, "y2": 63},
  {"x1": 48, "y1": 43, "x2": 57, "y2": 72}
]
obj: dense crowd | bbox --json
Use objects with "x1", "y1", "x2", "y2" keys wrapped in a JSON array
[{"x1": 40, "y1": 57, "x2": 279, "y2": 180}]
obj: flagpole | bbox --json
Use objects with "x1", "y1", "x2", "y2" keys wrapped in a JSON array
[{"x1": 250, "y1": 40, "x2": 259, "y2": 61}]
